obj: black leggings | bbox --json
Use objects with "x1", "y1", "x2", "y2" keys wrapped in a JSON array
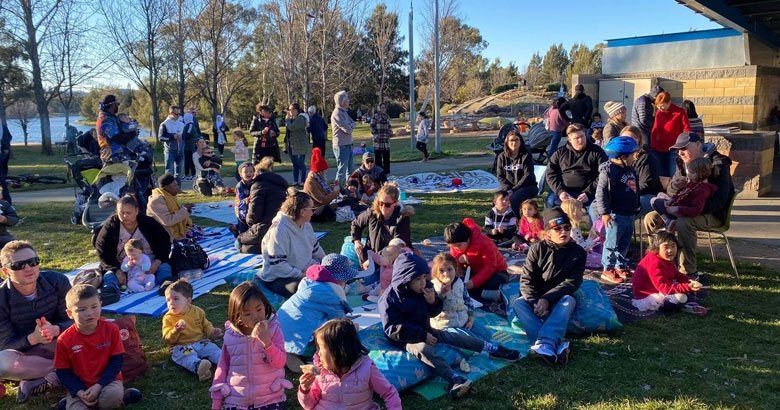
[
  {"x1": 184, "y1": 150, "x2": 195, "y2": 177},
  {"x1": 416, "y1": 141, "x2": 428, "y2": 159}
]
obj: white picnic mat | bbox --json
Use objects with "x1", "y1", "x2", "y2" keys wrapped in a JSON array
[
  {"x1": 392, "y1": 170, "x2": 499, "y2": 193},
  {"x1": 65, "y1": 227, "x2": 328, "y2": 317},
  {"x1": 190, "y1": 200, "x2": 237, "y2": 224}
]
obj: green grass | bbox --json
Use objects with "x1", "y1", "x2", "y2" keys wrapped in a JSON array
[{"x1": 3, "y1": 192, "x2": 780, "y2": 410}]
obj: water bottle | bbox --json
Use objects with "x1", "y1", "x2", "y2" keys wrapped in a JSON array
[{"x1": 399, "y1": 189, "x2": 407, "y2": 201}]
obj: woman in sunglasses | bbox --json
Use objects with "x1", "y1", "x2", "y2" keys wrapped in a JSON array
[
  {"x1": 350, "y1": 184, "x2": 415, "y2": 283},
  {"x1": 0, "y1": 240, "x2": 73, "y2": 402}
]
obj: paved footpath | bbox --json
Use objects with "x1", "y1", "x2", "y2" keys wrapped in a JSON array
[{"x1": 12, "y1": 153, "x2": 780, "y2": 270}]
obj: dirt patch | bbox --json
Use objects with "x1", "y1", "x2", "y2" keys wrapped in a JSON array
[{"x1": 699, "y1": 237, "x2": 780, "y2": 272}]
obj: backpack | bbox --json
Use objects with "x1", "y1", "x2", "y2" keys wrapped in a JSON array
[
  {"x1": 112, "y1": 316, "x2": 148, "y2": 382},
  {"x1": 170, "y1": 238, "x2": 210, "y2": 280}
]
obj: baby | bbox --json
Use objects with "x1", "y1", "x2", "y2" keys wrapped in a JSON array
[
  {"x1": 371, "y1": 245, "x2": 403, "y2": 294},
  {"x1": 117, "y1": 113, "x2": 144, "y2": 153},
  {"x1": 121, "y1": 238, "x2": 154, "y2": 292}
]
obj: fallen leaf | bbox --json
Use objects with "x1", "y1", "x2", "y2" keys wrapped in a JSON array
[{"x1": 643, "y1": 384, "x2": 651, "y2": 391}]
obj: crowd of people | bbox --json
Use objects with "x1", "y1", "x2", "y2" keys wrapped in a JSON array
[{"x1": 0, "y1": 86, "x2": 736, "y2": 409}]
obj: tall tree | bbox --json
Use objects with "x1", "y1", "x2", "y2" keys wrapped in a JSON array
[
  {"x1": 524, "y1": 52, "x2": 542, "y2": 88},
  {"x1": 364, "y1": 3, "x2": 406, "y2": 105},
  {"x1": 1, "y1": 0, "x2": 64, "y2": 155},
  {"x1": 541, "y1": 43, "x2": 569, "y2": 85},
  {"x1": 0, "y1": 24, "x2": 29, "y2": 131},
  {"x1": 567, "y1": 42, "x2": 603, "y2": 85}
]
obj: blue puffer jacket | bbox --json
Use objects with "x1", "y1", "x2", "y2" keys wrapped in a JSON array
[
  {"x1": 276, "y1": 266, "x2": 352, "y2": 355},
  {"x1": 379, "y1": 253, "x2": 443, "y2": 349}
]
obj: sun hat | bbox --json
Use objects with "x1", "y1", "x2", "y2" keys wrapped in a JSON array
[{"x1": 321, "y1": 254, "x2": 360, "y2": 282}]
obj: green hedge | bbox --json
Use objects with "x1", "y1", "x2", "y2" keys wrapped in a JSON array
[
  {"x1": 545, "y1": 83, "x2": 568, "y2": 92},
  {"x1": 491, "y1": 83, "x2": 517, "y2": 95}
]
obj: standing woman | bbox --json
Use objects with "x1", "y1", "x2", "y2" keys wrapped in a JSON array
[
  {"x1": 213, "y1": 114, "x2": 229, "y2": 156},
  {"x1": 651, "y1": 91, "x2": 690, "y2": 177},
  {"x1": 285, "y1": 103, "x2": 309, "y2": 188},
  {"x1": 250, "y1": 104, "x2": 282, "y2": 164},
  {"x1": 602, "y1": 101, "x2": 627, "y2": 145},
  {"x1": 416, "y1": 111, "x2": 430, "y2": 162},
  {"x1": 545, "y1": 97, "x2": 570, "y2": 160},
  {"x1": 495, "y1": 129, "x2": 538, "y2": 217}
]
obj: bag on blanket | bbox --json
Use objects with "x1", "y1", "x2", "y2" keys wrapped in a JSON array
[
  {"x1": 171, "y1": 238, "x2": 210, "y2": 280},
  {"x1": 113, "y1": 316, "x2": 148, "y2": 382},
  {"x1": 72, "y1": 269, "x2": 103, "y2": 288},
  {"x1": 335, "y1": 206, "x2": 355, "y2": 223}
]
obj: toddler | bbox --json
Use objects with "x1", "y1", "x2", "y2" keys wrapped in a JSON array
[
  {"x1": 632, "y1": 231, "x2": 707, "y2": 315},
  {"x1": 121, "y1": 238, "x2": 154, "y2": 292},
  {"x1": 379, "y1": 253, "x2": 519, "y2": 400},
  {"x1": 430, "y1": 253, "x2": 492, "y2": 342},
  {"x1": 116, "y1": 113, "x2": 144, "y2": 153},
  {"x1": 561, "y1": 198, "x2": 604, "y2": 269},
  {"x1": 484, "y1": 190, "x2": 517, "y2": 246},
  {"x1": 368, "y1": 244, "x2": 403, "y2": 295},
  {"x1": 199, "y1": 147, "x2": 226, "y2": 194},
  {"x1": 339, "y1": 179, "x2": 369, "y2": 214},
  {"x1": 512, "y1": 198, "x2": 543, "y2": 251},
  {"x1": 591, "y1": 128, "x2": 604, "y2": 147},
  {"x1": 55, "y1": 284, "x2": 141, "y2": 409},
  {"x1": 230, "y1": 129, "x2": 250, "y2": 180},
  {"x1": 361, "y1": 174, "x2": 379, "y2": 200},
  {"x1": 298, "y1": 318, "x2": 401, "y2": 410},
  {"x1": 162, "y1": 279, "x2": 223, "y2": 382},
  {"x1": 593, "y1": 136, "x2": 640, "y2": 284},
  {"x1": 233, "y1": 162, "x2": 255, "y2": 235},
  {"x1": 445, "y1": 218, "x2": 509, "y2": 303},
  {"x1": 210, "y1": 281, "x2": 291, "y2": 410},
  {"x1": 650, "y1": 157, "x2": 717, "y2": 232}
]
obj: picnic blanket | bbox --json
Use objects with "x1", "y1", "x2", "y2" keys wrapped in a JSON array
[
  {"x1": 392, "y1": 170, "x2": 499, "y2": 193},
  {"x1": 190, "y1": 200, "x2": 237, "y2": 225},
  {"x1": 65, "y1": 227, "x2": 328, "y2": 317}
]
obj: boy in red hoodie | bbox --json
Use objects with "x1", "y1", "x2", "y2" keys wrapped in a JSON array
[{"x1": 445, "y1": 218, "x2": 509, "y2": 303}]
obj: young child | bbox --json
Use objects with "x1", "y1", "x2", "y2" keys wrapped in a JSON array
[
  {"x1": 561, "y1": 198, "x2": 604, "y2": 269},
  {"x1": 593, "y1": 136, "x2": 640, "y2": 285},
  {"x1": 199, "y1": 147, "x2": 226, "y2": 194},
  {"x1": 591, "y1": 128, "x2": 604, "y2": 147},
  {"x1": 121, "y1": 238, "x2": 154, "y2": 292},
  {"x1": 445, "y1": 218, "x2": 509, "y2": 303},
  {"x1": 298, "y1": 318, "x2": 401, "y2": 410},
  {"x1": 230, "y1": 129, "x2": 250, "y2": 180},
  {"x1": 512, "y1": 199, "x2": 543, "y2": 252},
  {"x1": 632, "y1": 231, "x2": 707, "y2": 315},
  {"x1": 416, "y1": 111, "x2": 430, "y2": 162},
  {"x1": 361, "y1": 174, "x2": 379, "y2": 200},
  {"x1": 162, "y1": 279, "x2": 223, "y2": 382},
  {"x1": 55, "y1": 284, "x2": 141, "y2": 410},
  {"x1": 233, "y1": 162, "x2": 255, "y2": 235},
  {"x1": 278, "y1": 254, "x2": 359, "y2": 371},
  {"x1": 369, "y1": 244, "x2": 403, "y2": 295},
  {"x1": 512, "y1": 207, "x2": 584, "y2": 366},
  {"x1": 339, "y1": 179, "x2": 369, "y2": 215},
  {"x1": 379, "y1": 253, "x2": 519, "y2": 400},
  {"x1": 650, "y1": 157, "x2": 717, "y2": 232},
  {"x1": 116, "y1": 113, "x2": 144, "y2": 153},
  {"x1": 484, "y1": 190, "x2": 517, "y2": 247},
  {"x1": 429, "y1": 253, "x2": 492, "y2": 342},
  {"x1": 210, "y1": 281, "x2": 291, "y2": 409},
  {"x1": 589, "y1": 112, "x2": 604, "y2": 135}
]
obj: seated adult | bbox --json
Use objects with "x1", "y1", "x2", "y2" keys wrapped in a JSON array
[
  {"x1": 237, "y1": 156, "x2": 288, "y2": 254},
  {"x1": 350, "y1": 152, "x2": 387, "y2": 195},
  {"x1": 0, "y1": 190, "x2": 19, "y2": 249},
  {"x1": 147, "y1": 172, "x2": 194, "y2": 241},
  {"x1": 644, "y1": 132, "x2": 734, "y2": 278},
  {"x1": 95, "y1": 196, "x2": 174, "y2": 302},
  {"x1": 259, "y1": 191, "x2": 326, "y2": 298},
  {"x1": 545, "y1": 123, "x2": 607, "y2": 222},
  {"x1": 621, "y1": 125, "x2": 662, "y2": 214},
  {"x1": 495, "y1": 129, "x2": 538, "y2": 216},
  {"x1": 0, "y1": 240, "x2": 72, "y2": 403},
  {"x1": 303, "y1": 147, "x2": 340, "y2": 223},
  {"x1": 351, "y1": 184, "x2": 415, "y2": 270}
]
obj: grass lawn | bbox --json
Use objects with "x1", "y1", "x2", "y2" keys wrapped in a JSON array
[{"x1": 2, "y1": 191, "x2": 779, "y2": 410}]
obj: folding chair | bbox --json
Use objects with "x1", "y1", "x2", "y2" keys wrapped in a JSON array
[{"x1": 697, "y1": 193, "x2": 739, "y2": 279}]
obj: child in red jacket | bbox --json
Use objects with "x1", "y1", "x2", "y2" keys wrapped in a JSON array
[
  {"x1": 445, "y1": 218, "x2": 509, "y2": 303},
  {"x1": 650, "y1": 157, "x2": 716, "y2": 232}
]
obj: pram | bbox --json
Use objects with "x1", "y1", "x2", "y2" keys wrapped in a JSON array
[
  {"x1": 490, "y1": 121, "x2": 552, "y2": 173},
  {"x1": 65, "y1": 153, "x2": 104, "y2": 225}
]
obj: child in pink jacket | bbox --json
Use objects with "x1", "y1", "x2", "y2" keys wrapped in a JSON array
[
  {"x1": 298, "y1": 318, "x2": 401, "y2": 410},
  {"x1": 210, "y1": 282, "x2": 292, "y2": 410}
]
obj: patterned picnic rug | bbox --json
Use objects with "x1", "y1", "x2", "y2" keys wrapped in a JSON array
[{"x1": 393, "y1": 170, "x2": 499, "y2": 193}]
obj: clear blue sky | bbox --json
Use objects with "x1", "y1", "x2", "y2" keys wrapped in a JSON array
[{"x1": 388, "y1": 0, "x2": 722, "y2": 69}]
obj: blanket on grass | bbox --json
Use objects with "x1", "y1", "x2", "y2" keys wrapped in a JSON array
[
  {"x1": 393, "y1": 170, "x2": 499, "y2": 193},
  {"x1": 190, "y1": 200, "x2": 239, "y2": 225},
  {"x1": 66, "y1": 227, "x2": 327, "y2": 317}
]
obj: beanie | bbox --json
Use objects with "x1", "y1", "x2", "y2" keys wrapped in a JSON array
[
  {"x1": 604, "y1": 101, "x2": 625, "y2": 118},
  {"x1": 542, "y1": 207, "x2": 571, "y2": 230},
  {"x1": 158, "y1": 172, "x2": 176, "y2": 188},
  {"x1": 311, "y1": 147, "x2": 328, "y2": 173}
]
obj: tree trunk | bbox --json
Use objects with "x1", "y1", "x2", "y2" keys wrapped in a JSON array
[{"x1": 21, "y1": 0, "x2": 53, "y2": 155}]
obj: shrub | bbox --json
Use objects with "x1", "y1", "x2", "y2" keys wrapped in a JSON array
[
  {"x1": 491, "y1": 83, "x2": 517, "y2": 95},
  {"x1": 545, "y1": 83, "x2": 568, "y2": 92}
]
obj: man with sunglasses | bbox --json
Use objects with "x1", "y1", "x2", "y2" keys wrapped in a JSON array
[
  {"x1": 350, "y1": 152, "x2": 387, "y2": 196},
  {"x1": 0, "y1": 241, "x2": 73, "y2": 402},
  {"x1": 159, "y1": 106, "x2": 186, "y2": 186}
]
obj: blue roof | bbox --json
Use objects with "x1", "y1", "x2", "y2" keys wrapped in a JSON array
[{"x1": 606, "y1": 28, "x2": 740, "y2": 48}]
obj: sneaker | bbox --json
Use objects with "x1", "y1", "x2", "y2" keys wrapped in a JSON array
[
  {"x1": 489, "y1": 345, "x2": 520, "y2": 362},
  {"x1": 530, "y1": 342, "x2": 556, "y2": 366},
  {"x1": 17, "y1": 378, "x2": 55, "y2": 403},
  {"x1": 682, "y1": 302, "x2": 708, "y2": 316},
  {"x1": 447, "y1": 376, "x2": 471, "y2": 399},
  {"x1": 687, "y1": 271, "x2": 703, "y2": 281},
  {"x1": 557, "y1": 345, "x2": 571, "y2": 365},
  {"x1": 600, "y1": 269, "x2": 624, "y2": 284},
  {"x1": 197, "y1": 360, "x2": 212, "y2": 381},
  {"x1": 123, "y1": 388, "x2": 142, "y2": 404},
  {"x1": 615, "y1": 268, "x2": 632, "y2": 280}
]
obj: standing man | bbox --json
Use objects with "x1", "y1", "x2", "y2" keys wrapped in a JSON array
[
  {"x1": 159, "y1": 106, "x2": 185, "y2": 185},
  {"x1": 0, "y1": 241, "x2": 72, "y2": 403},
  {"x1": 96, "y1": 94, "x2": 138, "y2": 162},
  {"x1": 632, "y1": 86, "x2": 664, "y2": 147},
  {"x1": 147, "y1": 172, "x2": 194, "y2": 241},
  {"x1": 559, "y1": 84, "x2": 593, "y2": 127},
  {"x1": 331, "y1": 91, "x2": 356, "y2": 186},
  {"x1": 307, "y1": 106, "x2": 327, "y2": 154},
  {"x1": 370, "y1": 102, "x2": 393, "y2": 175}
]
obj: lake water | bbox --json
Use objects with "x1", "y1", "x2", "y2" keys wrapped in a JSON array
[{"x1": 5, "y1": 115, "x2": 152, "y2": 145}]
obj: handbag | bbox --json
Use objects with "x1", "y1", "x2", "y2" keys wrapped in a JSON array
[
  {"x1": 72, "y1": 269, "x2": 102, "y2": 288},
  {"x1": 170, "y1": 238, "x2": 210, "y2": 280}
]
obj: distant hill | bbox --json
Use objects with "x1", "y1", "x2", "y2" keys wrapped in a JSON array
[{"x1": 447, "y1": 89, "x2": 552, "y2": 118}]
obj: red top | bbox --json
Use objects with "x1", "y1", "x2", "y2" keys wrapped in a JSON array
[
  {"x1": 448, "y1": 218, "x2": 508, "y2": 288},
  {"x1": 54, "y1": 318, "x2": 124, "y2": 387},
  {"x1": 651, "y1": 104, "x2": 690, "y2": 153},
  {"x1": 519, "y1": 217, "x2": 544, "y2": 241},
  {"x1": 632, "y1": 251, "x2": 692, "y2": 299}
]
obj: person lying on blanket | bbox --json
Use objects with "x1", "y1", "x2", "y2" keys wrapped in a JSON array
[
  {"x1": 378, "y1": 253, "x2": 520, "y2": 400},
  {"x1": 445, "y1": 218, "x2": 509, "y2": 304},
  {"x1": 511, "y1": 207, "x2": 584, "y2": 366}
]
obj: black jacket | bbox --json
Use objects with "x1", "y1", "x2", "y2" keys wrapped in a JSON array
[
  {"x1": 520, "y1": 240, "x2": 585, "y2": 306},
  {"x1": 593, "y1": 161, "x2": 640, "y2": 217},
  {"x1": 250, "y1": 115, "x2": 282, "y2": 163},
  {"x1": 238, "y1": 171, "x2": 289, "y2": 254},
  {"x1": 95, "y1": 214, "x2": 172, "y2": 273},
  {"x1": 307, "y1": 113, "x2": 328, "y2": 143},
  {"x1": 546, "y1": 142, "x2": 607, "y2": 200},
  {"x1": 631, "y1": 94, "x2": 655, "y2": 144},
  {"x1": 496, "y1": 149, "x2": 537, "y2": 192},
  {"x1": 668, "y1": 143, "x2": 735, "y2": 222},
  {"x1": 634, "y1": 151, "x2": 662, "y2": 196},
  {"x1": 351, "y1": 205, "x2": 414, "y2": 263},
  {"x1": 559, "y1": 93, "x2": 593, "y2": 126}
]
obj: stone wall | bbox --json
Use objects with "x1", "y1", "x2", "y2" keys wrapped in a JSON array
[{"x1": 706, "y1": 131, "x2": 775, "y2": 197}]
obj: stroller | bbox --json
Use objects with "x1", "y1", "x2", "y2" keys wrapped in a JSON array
[{"x1": 65, "y1": 153, "x2": 104, "y2": 225}]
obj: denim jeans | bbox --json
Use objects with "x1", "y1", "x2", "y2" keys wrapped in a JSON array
[
  {"x1": 405, "y1": 328, "x2": 485, "y2": 381},
  {"x1": 288, "y1": 153, "x2": 306, "y2": 184},
  {"x1": 164, "y1": 149, "x2": 184, "y2": 185},
  {"x1": 103, "y1": 262, "x2": 173, "y2": 290},
  {"x1": 440, "y1": 321, "x2": 494, "y2": 343},
  {"x1": 640, "y1": 194, "x2": 655, "y2": 216},
  {"x1": 333, "y1": 144, "x2": 354, "y2": 185},
  {"x1": 547, "y1": 131, "x2": 564, "y2": 159},
  {"x1": 650, "y1": 149, "x2": 678, "y2": 178},
  {"x1": 512, "y1": 295, "x2": 576, "y2": 350},
  {"x1": 601, "y1": 213, "x2": 634, "y2": 270}
]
